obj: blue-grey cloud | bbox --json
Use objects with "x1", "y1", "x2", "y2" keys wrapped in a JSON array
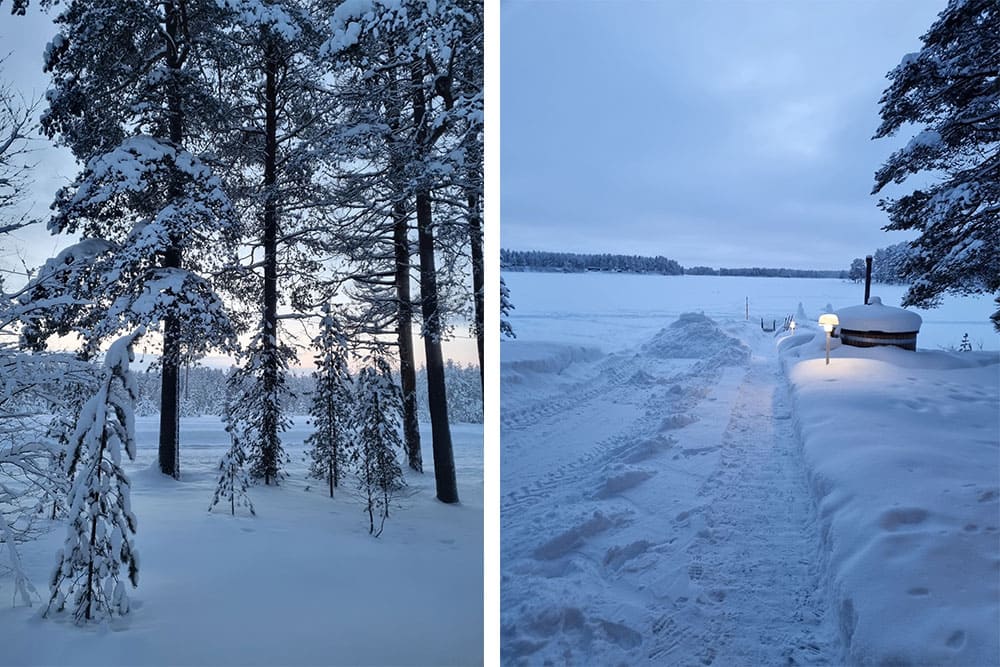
[{"x1": 500, "y1": 0, "x2": 947, "y2": 270}]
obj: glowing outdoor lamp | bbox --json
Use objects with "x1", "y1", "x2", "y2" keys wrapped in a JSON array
[
  {"x1": 818, "y1": 313, "x2": 839, "y2": 365},
  {"x1": 789, "y1": 320, "x2": 797, "y2": 333}
]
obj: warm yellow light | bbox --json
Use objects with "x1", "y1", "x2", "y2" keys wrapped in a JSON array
[{"x1": 818, "y1": 313, "x2": 839, "y2": 365}]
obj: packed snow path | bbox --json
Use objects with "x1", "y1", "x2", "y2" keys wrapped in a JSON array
[{"x1": 501, "y1": 318, "x2": 839, "y2": 664}]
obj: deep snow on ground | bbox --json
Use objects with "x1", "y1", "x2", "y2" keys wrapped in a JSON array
[
  {"x1": 0, "y1": 418, "x2": 483, "y2": 666},
  {"x1": 500, "y1": 271, "x2": 998, "y2": 665},
  {"x1": 781, "y1": 335, "x2": 999, "y2": 666}
]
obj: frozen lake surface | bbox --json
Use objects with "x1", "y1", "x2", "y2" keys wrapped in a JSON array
[{"x1": 503, "y1": 272, "x2": 999, "y2": 352}]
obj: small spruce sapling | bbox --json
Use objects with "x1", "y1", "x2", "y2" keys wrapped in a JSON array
[
  {"x1": 209, "y1": 420, "x2": 255, "y2": 517},
  {"x1": 353, "y1": 349, "x2": 405, "y2": 537},
  {"x1": 959, "y1": 333, "x2": 972, "y2": 352},
  {"x1": 45, "y1": 328, "x2": 143, "y2": 624},
  {"x1": 305, "y1": 306, "x2": 355, "y2": 497}
]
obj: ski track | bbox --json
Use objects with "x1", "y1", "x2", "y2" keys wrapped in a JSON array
[{"x1": 501, "y1": 326, "x2": 840, "y2": 665}]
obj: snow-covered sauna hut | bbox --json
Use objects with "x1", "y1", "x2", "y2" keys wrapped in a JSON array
[{"x1": 834, "y1": 297, "x2": 922, "y2": 351}]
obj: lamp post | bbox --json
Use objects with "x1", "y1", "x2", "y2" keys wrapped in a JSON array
[{"x1": 818, "y1": 313, "x2": 839, "y2": 365}]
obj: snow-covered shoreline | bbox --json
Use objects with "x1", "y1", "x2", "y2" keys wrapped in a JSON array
[{"x1": 781, "y1": 332, "x2": 999, "y2": 665}]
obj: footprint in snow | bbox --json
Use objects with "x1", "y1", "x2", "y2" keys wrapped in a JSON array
[{"x1": 878, "y1": 507, "x2": 929, "y2": 532}]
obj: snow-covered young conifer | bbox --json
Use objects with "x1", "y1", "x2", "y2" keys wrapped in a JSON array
[
  {"x1": 501, "y1": 275, "x2": 516, "y2": 339},
  {"x1": 305, "y1": 305, "x2": 354, "y2": 497},
  {"x1": 45, "y1": 328, "x2": 143, "y2": 624},
  {"x1": 209, "y1": 399, "x2": 255, "y2": 516},
  {"x1": 352, "y1": 349, "x2": 405, "y2": 537}
]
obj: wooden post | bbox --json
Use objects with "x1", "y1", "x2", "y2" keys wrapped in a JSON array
[
  {"x1": 864, "y1": 255, "x2": 873, "y2": 305},
  {"x1": 745, "y1": 297, "x2": 749, "y2": 320}
]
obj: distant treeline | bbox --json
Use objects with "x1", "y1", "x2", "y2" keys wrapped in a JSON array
[
  {"x1": 132, "y1": 361, "x2": 483, "y2": 424},
  {"x1": 696, "y1": 267, "x2": 847, "y2": 278},
  {"x1": 500, "y1": 249, "x2": 682, "y2": 274},
  {"x1": 501, "y1": 249, "x2": 847, "y2": 279}
]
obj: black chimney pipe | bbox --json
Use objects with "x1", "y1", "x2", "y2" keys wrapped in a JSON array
[{"x1": 864, "y1": 255, "x2": 873, "y2": 305}]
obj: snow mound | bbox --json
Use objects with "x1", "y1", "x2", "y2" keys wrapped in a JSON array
[
  {"x1": 836, "y1": 296, "x2": 922, "y2": 333},
  {"x1": 642, "y1": 312, "x2": 750, "y2": 367}
]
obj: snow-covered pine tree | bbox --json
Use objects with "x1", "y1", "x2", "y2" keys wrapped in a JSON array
[
  {"x1": 25, "y1": 0, "x2": 240, "y2": 480},
  {"x1": 848, "y1": 258, "x2": 865, "y2": 283},
  {"x1": 210, "y1": 0, "x2": 337, "y2": 485},
  {"x1": 316, "y1": 36, "x2": 425, "y2": 475},
  {"x1": 352, "y1": 349, "x2": 405, "y2": 537},
  {"x1": 45, "y1": 328, "x2": 143, "y2": 624},
  {"x1": 305, "y1": 306, "x2": 354, "y2": 497},
  {"x1": 873, "y1": 0, "x2": 1000, "y2": 331},
  {"x1": 324, "y1": 0, "x2": 481, "y2": 505},
  {"x1": 209, "y1": 400, "x2": 255, "y2": 516}
]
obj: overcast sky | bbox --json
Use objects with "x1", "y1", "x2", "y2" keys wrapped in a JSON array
[{"x1": 500, "y1": 0, "x2": 947, "y2": 271}]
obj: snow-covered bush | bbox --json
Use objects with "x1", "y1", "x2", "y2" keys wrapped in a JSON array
[{"x1": 414, "y1": 361, "x2": 483, "y2": 424}]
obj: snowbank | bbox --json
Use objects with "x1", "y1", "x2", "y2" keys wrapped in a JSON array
[
  {"x1": 642, "y1": 312, "x2": 750, "y2": 367},
  {"x1": 780, "y1": 332, "x2": 999, "y2": 665}
]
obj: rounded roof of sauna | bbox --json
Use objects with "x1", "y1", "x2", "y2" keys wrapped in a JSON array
[{"x1": 835, "y1": 297, "x2": 922, "y2": 333}]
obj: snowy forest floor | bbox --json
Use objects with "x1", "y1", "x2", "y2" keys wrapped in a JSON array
[
  {"x1": 0, "y1": 419, "x2": 483, "y2": 666},
  {"x1": 500, "y1": 296, "x2": 998, "y2": 665}
]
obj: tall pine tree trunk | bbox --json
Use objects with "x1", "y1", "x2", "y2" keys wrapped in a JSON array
[
  {"x1": 159, "y1": 0, "x2": 185, "y2": 479},
  {"x1": 416, "y1": 192, "x2": 458, "y2": 504},
  {"x1": 393, "y1": 201, "x2": 422, "y2": 472},
  {"x1": 411, "y1": 60, "x2": 457, "y2": 504},
  {"x1": 261, "y1": 38, "x2": 280, "y2": 486},
  {"x1": 467, "y1": 188, "x2": 484, "y2": 389}
]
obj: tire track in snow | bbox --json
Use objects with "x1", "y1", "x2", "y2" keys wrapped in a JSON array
[
  {"x1": 501, "y1": 354, "x2": 716, "y2": 557},
  {"x1": 501, "y1": 343, "x2": 736, "y2": 664}
]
